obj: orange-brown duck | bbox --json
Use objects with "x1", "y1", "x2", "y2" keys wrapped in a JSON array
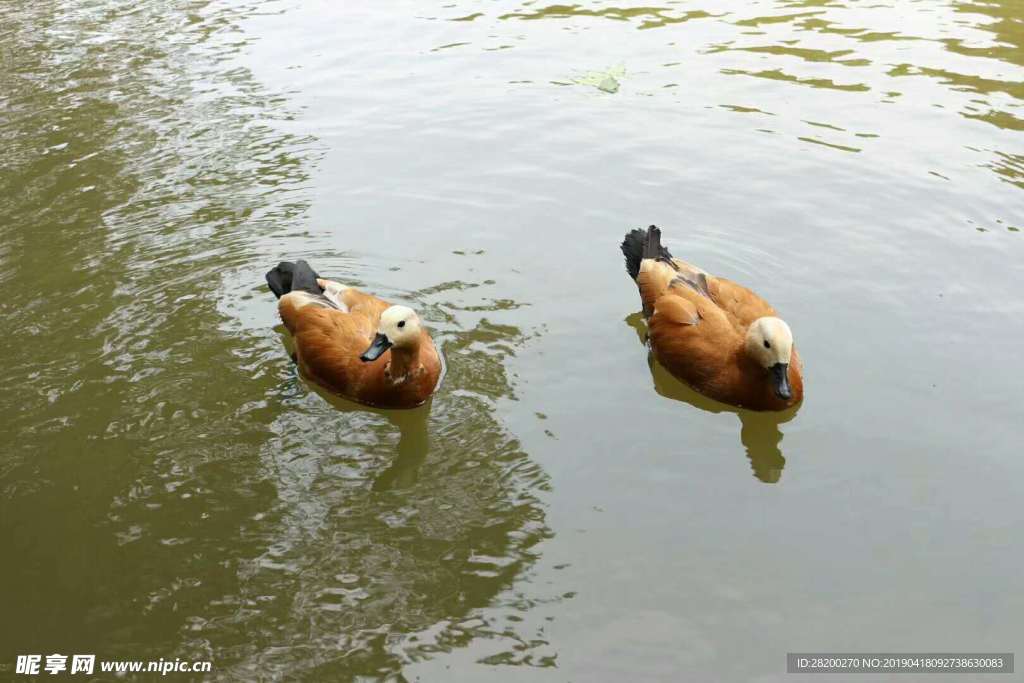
[
  {"x1": 621, "y1": 226, "x2": 803, "y2": 411},
  {"x1": 267, "y1": 260, "x2": 441, "y2": 408}
]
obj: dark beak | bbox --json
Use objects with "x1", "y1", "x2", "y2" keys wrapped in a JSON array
[
  {"x1": 771, "y1": 362, "x2": 791, "y2": 400},
  {"x1": 360, "y1": 333, "x2": 392, "y2": 362}
]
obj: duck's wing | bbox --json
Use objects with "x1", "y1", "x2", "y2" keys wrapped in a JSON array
[
  {"x1": 650, "y1": 291, "x2": 701, "y2": 326},
  {"x1": 636, "y1": 258, "x2": 697, "y2": 317},
  {"x1": 314, "y1": 279, "x2": 393, "y2": 322},
  {"x1": 278, "y1": 290, "x2": 342, "y2": 334},
  {"x1": 647, "y1": 285, "x2": 739, "y2": 388},
  {"x1": 668, "y1": 258, "x2": 712, "y2": 298},
  {"x1": 638, "y1": 255, "x2": 718, "y2": 313},
  {"x1": 282, "y1": 303, "x2": 377, "y2": 392}
]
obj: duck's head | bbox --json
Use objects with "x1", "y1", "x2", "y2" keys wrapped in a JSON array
[
  {"x1": 744, "y1": 317, "x2": 795, "y2": 401},
  {"x1": 360, "y1": 305, "x2": 422, "y2": 362}
]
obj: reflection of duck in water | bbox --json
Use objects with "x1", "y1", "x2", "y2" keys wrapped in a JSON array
[
  {"x1": 620, "y1": 226, "x2": 804, "y2": 411},
  {"x1": 626, "y1": 311, "x2": 797, "y2": 483},
  {"x1": 300, "y1": 382, "x2": 433, "y2": 491},
  {"x1": 266, "y1": 259, "x2": 442, "y2": 408},
  {"x1": 258, "y1": 312, "x2": 552, "y2": 676}
]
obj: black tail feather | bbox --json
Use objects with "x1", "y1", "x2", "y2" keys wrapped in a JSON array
[
  {"x1": 265, "y1": 260, "x2": 323, "y2": 299},
  {"x1": 620, "y1": 225, "x2": 673, "y2": 280}
]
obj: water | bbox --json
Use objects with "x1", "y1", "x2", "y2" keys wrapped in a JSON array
[{"x1": 1, "y1": 0, "x2": 1022, "y2": 680}]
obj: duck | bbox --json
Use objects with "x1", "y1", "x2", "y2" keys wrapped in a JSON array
[
  {"x1": 620, "y1": 225, "x2": 803, "y2": 411},
  {"x1": 266, "y1": 259, "x2": 441, "y2": 408}
]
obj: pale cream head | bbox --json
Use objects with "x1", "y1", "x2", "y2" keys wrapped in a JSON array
[
  {"x1": 745, "y1": 317, "x2": 794, "y2": 369},
  {"x1": 378, "y1": 305, "x2": 422, "y2": 348}
]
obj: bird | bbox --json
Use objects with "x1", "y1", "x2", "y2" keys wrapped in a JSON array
[
  {"x1": 266, "y1": 260, "x2": 441, "y2": 408},
  {"x1": 620, "y1": 225, "x2": 803, "y2": 411}
]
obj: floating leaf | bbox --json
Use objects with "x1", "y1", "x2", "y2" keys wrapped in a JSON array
[{"x1": 573, "y1": 65, "x2": 626, "y2": 93}]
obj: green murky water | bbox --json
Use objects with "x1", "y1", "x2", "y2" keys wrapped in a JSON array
[{"x1": 2, "y1": 0, "x2": 1022, "y2": 680}]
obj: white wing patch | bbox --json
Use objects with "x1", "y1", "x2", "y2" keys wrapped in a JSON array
[{"x1": 321, "y1": 281, "x2": 350, "y2": 312}]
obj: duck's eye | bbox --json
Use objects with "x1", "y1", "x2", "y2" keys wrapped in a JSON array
[
  {"x1": 763, "y1": 340, "x2": 771, "y2": 349},
  {"x1": 397, "y1": 320, "x2": 406, "y2": 328}
]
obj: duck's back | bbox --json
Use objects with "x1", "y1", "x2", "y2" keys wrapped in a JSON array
[{"x1": 703, "y1": 275, "x2": 777, "y2": 333}]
